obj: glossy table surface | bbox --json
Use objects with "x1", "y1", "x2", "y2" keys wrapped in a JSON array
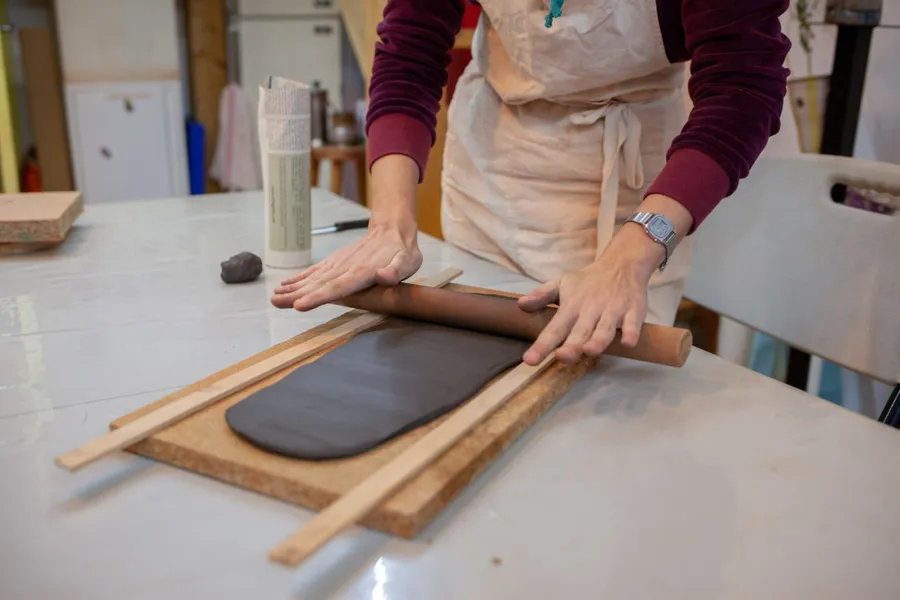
[{"x1": 3, "y1": 191, "x2": 899, "y2": 600}]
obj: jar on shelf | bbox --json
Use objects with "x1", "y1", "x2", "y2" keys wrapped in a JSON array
[
  {"x1": 310, "y1": 81, "x2": 328, "y2": 147},
  {"x1": 330, "y1": 112, "x2": 358, "y2": 146}
]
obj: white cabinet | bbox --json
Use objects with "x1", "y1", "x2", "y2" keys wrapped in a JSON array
[
  {"x1": 65, "y1": 81, "x2": 188, "y2": 203},
  {"x1": 237, "y1": 0, "x2": 339, "y2": 17},
  {"x1": 237, "y1": 0, "x2": 343, "y2": 109},
  {"x1": 239, "y1": 18, "x2": 342, "y2": 106}
]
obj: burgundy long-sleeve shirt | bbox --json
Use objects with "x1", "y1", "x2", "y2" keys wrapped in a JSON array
[{"x1": 366, "y1": 0, "x2": 791, "y2": 232}]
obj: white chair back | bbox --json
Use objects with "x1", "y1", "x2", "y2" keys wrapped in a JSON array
[{"x1": 685, "y1": 154, "x2": 900, "y2": 384}]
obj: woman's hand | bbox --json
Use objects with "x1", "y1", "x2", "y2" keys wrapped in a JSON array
[
  {"x1": 271, "y1": 221, "x2": 421, "y2": 311},
  {"x1": 271, "y1": 154, "x2": 421, "y2": 311},
  {"x1": 517, "y1": 194, "x2": 693, "y2": 365}
]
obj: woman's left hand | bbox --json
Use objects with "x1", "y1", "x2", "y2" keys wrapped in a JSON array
[
  {"x1": 518, "y1": 194, "x2": 693, "y2": 365},
  {"x1": 517, "y1": 223, "x2": 664, "y2": 366}
]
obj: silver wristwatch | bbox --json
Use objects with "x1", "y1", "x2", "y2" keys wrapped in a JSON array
[{"x1": 626, "y1": 212, "x2": 677, "y2": 271}]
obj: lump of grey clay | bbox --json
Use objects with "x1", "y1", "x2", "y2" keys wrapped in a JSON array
[{"x1": 220, "y1": 251, "x2": 263, "y2": 284}]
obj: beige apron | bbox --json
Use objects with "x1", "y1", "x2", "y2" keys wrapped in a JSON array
[{"x1": 442, "y1": 0, "x2": 692, "y2": 325}]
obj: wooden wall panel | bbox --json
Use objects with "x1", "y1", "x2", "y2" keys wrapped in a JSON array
[
  {"x1": 19, "y1": 27, "x2": 73, "y2": 191},
  {"x1": 185, "y1": 0, "x2": 228, "y2": 193}
]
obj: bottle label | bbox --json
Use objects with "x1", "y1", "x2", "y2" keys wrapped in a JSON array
[{"x1": 268, "y1": 152, "x2": 311, "y2": 253}]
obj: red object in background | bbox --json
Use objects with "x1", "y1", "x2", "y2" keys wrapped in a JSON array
[
  {"x1": 20, "y1": 147, "x2": 43, "y2": 192},
  {"x1": 462, "y1": 3, "x2": 481, "y2": 28}
]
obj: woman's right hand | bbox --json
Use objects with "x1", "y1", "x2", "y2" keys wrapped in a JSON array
[
  {"x1": 271, "y1": 154, "x2": 422, "y2": 312},
  {"x1": 271, "y1": 220, "x2": 421, "y2": 311}
]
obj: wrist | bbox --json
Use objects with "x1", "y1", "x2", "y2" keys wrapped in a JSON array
[
  {"x1": 603, "y1": 194, "x2": 693, "y2": 279},
  {"x1": 370, "y1": 211, "x2": 418, "y2": 243},
  {"x1": 369, "y1": 153, "x2": 419, "y2": 242},
  {"x1": 607, "y1": 223, "x2": 666, "y2": 281}
]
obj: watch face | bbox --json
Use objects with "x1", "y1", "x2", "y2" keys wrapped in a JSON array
[{"x1": 647, "y1": 215, "x2": 673, "y2": 239}]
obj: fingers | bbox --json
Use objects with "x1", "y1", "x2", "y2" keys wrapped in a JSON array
[
  {"x1": 583, "y1": 310, "x2": 621, "y2": 357},
  {"x1": 518, "y1": 280, "x2": 559, "y2": 313},
  {"x1": 278, "y1": 264, "x2": 319, "y2": 288},
  {"x1": 528, "y1": 302, "x2": 644, "y2": 362},
  {"x1": 271, "y1": 265, "x2": 337, "y2": 309},
  {"x1": 619, "y1": 306, "x2": 645, "y2": 348},
  {"x1": 523, "y1": 309, "x2": 576, "y2": 366},
  {"x1": 272, "y1": 265, "x2": 323, "y2": 308},
  {"x1": 556, "y1": 311, "x2": 601, "y2": 364},
  {"x1": 292, "y1": 268, "x2": 375, "y2": 311}
]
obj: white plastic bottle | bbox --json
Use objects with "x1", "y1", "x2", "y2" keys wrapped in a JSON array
[{"x1": 257, "y1": 76, "x2": 312, "y2": 269}]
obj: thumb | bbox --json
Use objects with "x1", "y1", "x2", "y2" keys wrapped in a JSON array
[
  {"x1": 375, "y1": 252, "x2": 414, "y2": 286},
  {"x1": 518, "y1": 279, "x2": 559, "y2": 313}
]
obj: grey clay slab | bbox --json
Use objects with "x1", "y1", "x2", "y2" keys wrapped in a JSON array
[{"x1": 225, "y1": 318, "x2": 530, "y2": 460}]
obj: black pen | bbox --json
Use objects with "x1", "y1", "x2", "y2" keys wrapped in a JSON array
[{"x1": 311, "y1": 218, "x2": 370, "y2": 235}]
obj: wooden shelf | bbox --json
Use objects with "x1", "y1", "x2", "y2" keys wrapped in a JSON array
[{"x1": 454, "y1": 29, "x2": 474, "y2": 50}]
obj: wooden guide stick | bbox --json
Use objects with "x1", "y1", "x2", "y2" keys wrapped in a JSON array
[
  {"x1": 54, "y1": 268, "x2": 464, "y2": 472},
  {"x1": 268, "y1": 354, "x2": 557, "y2": 567}
]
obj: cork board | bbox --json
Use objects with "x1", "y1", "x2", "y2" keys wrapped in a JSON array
[
  {"x1": 111, "y1": 284, "x2": 594, "y2": 538},
  {"x1": 0, "y1": 192, "x2": 83, "y2": 244}
]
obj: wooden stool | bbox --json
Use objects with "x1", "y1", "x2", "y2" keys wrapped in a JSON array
[{"x1": 311, "y1": 144, "x2": 367, "y2": 206}]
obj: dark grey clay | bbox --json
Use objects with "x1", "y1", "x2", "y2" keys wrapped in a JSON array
[
  {"x1": 225, "y1": 319, "x2": 528, "y2": 460},
  {"x1": 220, "y1": 251, "x2": 263, "y2": 284}
]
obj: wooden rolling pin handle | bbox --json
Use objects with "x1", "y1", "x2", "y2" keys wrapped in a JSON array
[{"x1": 338, "y1": 284, "x2": 692, "y2": 368}]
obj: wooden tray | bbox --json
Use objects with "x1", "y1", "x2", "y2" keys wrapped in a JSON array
[{"x1": 111, "y1": 283, "x2": 593, "y2": 538}]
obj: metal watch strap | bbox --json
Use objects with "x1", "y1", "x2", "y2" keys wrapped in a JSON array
[{"x1": 627, "y1": 212, "x2": 677, "y2": 271}]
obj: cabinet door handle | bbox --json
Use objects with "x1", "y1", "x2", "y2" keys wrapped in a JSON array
[
  {"x1": 314, "y1": 0, "x2": 333, "y2": 8},
  {"x1": 313, "y1": 25, "x2": 333, "y2": 35}
]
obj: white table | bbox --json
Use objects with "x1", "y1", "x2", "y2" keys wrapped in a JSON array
[{"x1": 2, "y1": 191, "x2": 899, "y2": 600}]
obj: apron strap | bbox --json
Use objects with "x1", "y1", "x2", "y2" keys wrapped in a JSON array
[{"x1": 570, "y1": 103, "x2": 644, "y2": 259}]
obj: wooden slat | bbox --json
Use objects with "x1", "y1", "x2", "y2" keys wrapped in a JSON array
[
  {"x1": 55, "y1": 267, "x2": 463, "y2": 471},
  {"x1": 268, "y1": 355, "x2": 556, "y2": 566}
]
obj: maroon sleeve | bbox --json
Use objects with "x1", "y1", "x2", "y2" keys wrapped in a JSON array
[
  {"x1": 365, "y1": 0, "x2": 465, "y2": 182},
  {"x1": 646, "y1": 0, "x2": 791, "y2": 233}
]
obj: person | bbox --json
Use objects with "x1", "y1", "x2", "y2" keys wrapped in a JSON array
[{"x1": 272, "y1": 0, "x2": 791, "y2": 366}]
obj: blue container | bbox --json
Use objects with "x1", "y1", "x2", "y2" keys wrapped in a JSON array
[{"x1": 186, "y1": 119, "x2": 206, "y2": 195}]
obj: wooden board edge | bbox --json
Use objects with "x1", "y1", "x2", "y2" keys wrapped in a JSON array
[
  {"x1": 0, "y1": 241, "x2": 60, "y2": 256},
  {"x1": 124, "y1": 435, "x2": 337, "y2": 514},
  {"x1": 121, "y1": 433, "x2": 419, "y2": 537},
  {"x1": 394, "y1": 357, "x2": 595, "y2": 537},
  {"x1": 58, "y1": 192, "x2": 84, "y2": 239}
]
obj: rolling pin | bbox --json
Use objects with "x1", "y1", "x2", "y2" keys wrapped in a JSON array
[{"x1": 337, "y1": 283, "x2": 692, "y2": 368}]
